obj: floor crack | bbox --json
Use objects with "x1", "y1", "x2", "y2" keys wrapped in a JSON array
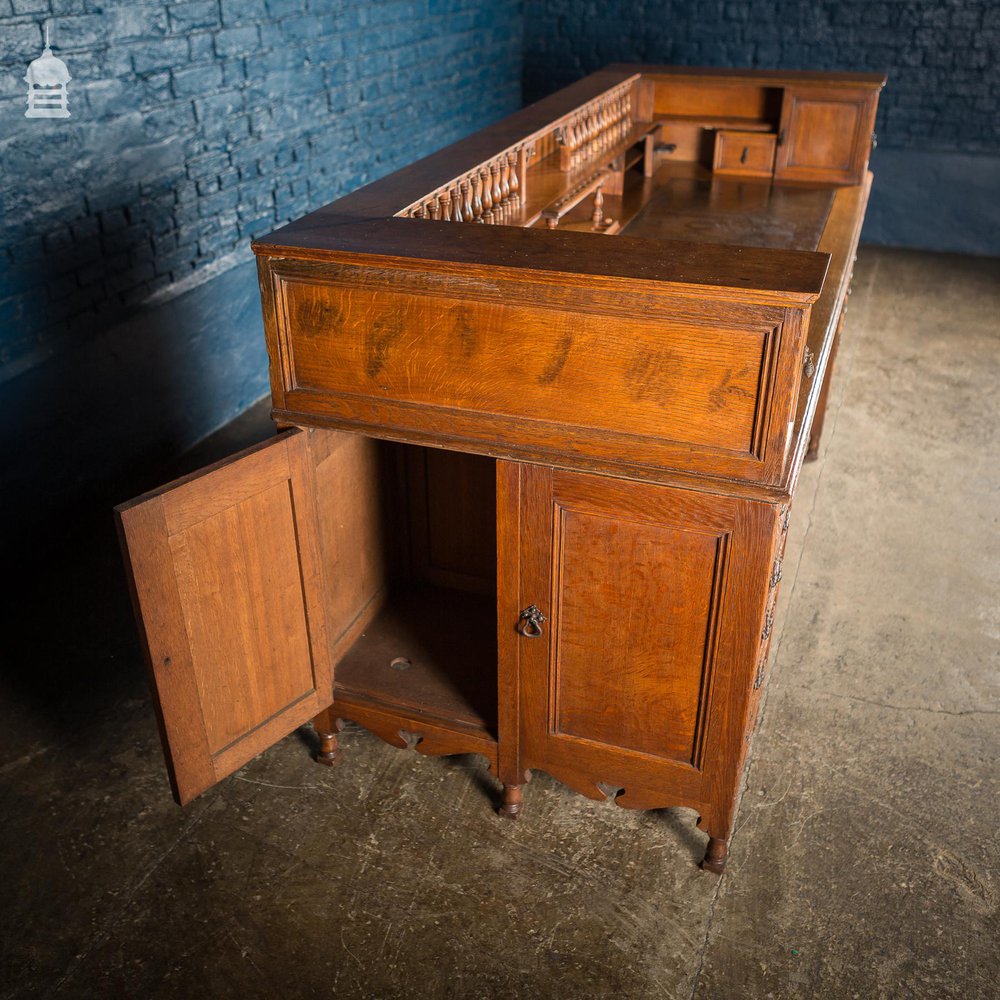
[
  {"x1": 686, "y1": 866, "x2": 725, "y2": 1000},
  {"x1": 814, "y1": 690, "x2": 1000, "y2": 717}
]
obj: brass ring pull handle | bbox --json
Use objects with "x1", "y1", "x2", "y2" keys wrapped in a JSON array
[{"x1": 517, "y1": 605, "x2": 547, "y2": 638}]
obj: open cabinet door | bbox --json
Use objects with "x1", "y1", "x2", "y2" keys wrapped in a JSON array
[{"x1": 115, "y1": 429, "x2": 334, "y2": 805}]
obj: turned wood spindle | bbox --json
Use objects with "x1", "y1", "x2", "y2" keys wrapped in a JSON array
[
  {"x1": 439, "y1": 189, "x2": 452, "y2": 222},
  {"x1": 428, "y1": 198, "x2": 441, "y2": 221},
  {"x1": 490, "y1": 161, "x2": 502, "y2": 222},
  {"x1": 591, "y1": 184, "x2": 604, "y2": 227},
  {"x1": 472, "y1": 171, "x2": 484, "y2": 222},
  {"x1": 481, "y1": 166, "x2": 494, "y2": 222},
  {"x1": 451, "y1": 185, "x2": 464, "y2": 222},
  {"x1": 507, "y1": 150, "x2": 520, "y2": 209},
  {"x1": 499, "y1": 157, "x2": 511, "y2": 219},
  {"x1": 461, "y1": 178, "x2": 473, "y2": 223}
]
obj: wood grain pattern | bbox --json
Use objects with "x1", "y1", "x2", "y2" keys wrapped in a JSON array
[
  {"x1": 713, "y1": 130, "x2": 777, "y2": 178},
  {"x1": 512, "y1": 464, "x2": 777, "y2": 844},
  {"x1": 265, "y1": 257, "x2": 811, "y2": 486},
  {"x1": 551, "y1": 503, "x2": 726, "y2": 764},
  {"x1": 282, "y1": 276, "x2": 771, "y2": 451},
  {"x1": 775, "y1": 87, "x2": 877, "y2": 184},
  {"x1": 115, "y1": 431, "x2": 334, "y2": 804}
]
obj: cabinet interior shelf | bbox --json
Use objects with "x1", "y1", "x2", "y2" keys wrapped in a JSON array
[{"x1": 334, "y1": 583, "x2": 498, "y2": 741}]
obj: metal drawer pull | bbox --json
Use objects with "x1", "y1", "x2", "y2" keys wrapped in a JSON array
[
  {"x1": 517, "y1": 605, "x2": 547, "y2": 637},
  {"x1": 803, "y1": 348, "x2": 816, "y2": 379}
]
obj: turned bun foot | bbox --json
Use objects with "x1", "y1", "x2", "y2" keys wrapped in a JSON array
[
  {"x1": 499, "y1": 784, "x2": 522, "y2": 820},
  {"x1": 314, "y1": 730, "x2": 342, "y2": 767},
  {"x1": 701, "y1": 836, "x2": 728, "y2": 875}
]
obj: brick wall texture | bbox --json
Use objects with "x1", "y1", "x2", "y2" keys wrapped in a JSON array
[
  {"x1": 524, "y1": 0, "x2": 1000, "y2": 152},
  {"x1": 0, "y1": 0, "x2": 523, "y2": 375}
]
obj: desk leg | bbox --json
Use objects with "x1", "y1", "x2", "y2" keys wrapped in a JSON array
[
  {"x1": 313, "y1": 708, "x2": 343, "y2": 767},
  {"x1": 701, "y1": 837, "x2": 729, "y2": 875},
  {"x1": 807, "y1": 303, "x2": 846, "y2": 462},
  {"x1": 499, "y1": 784, "x2": 523, "y2": 820}
]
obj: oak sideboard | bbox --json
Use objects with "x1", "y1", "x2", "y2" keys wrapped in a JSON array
[{"x1": 117, "y1": 64, "x2": 885, "y2": 873}]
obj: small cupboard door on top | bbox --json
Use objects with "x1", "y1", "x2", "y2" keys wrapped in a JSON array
[
  {"x1": 115, "y1": 428, "x2": 380, "y2": 805},
  {"x1": 505, "y1": 464, "x2": 775, "y2": 826},
  {"x1": 774, "y1": 87, "x2": 877, "y2": 184}
]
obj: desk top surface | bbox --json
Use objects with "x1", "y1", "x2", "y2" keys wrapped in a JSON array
[{"x1": 623, "y1": 177, "x2": 834, "y2": 253}]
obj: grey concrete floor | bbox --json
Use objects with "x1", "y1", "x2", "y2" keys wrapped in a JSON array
[{"x1": 1, "y1": 246, "x2": 997, "y2": 999}]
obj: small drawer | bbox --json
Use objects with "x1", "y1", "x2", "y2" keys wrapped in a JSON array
[{"x1": 713, "y1": 130, "x2": 777, "y2": 178}]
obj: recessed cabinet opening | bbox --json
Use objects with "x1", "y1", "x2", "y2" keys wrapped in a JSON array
[{"x1": 314, "y1": 432, "x2": 499, "y2": 744}]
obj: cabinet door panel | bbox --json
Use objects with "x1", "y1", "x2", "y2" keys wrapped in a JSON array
[
  {"x1": 116, "y1": 430, "x2": 334, "y2": 804},
  {"x1": 515, "y1": 466, "x2": 773, "y2": 806},
  {"x1": 554, "y1": 508, "x2": 723, "y2": 762},
  {"x1": 775, "y1": 87, "x2": 876, "y2": 184}
]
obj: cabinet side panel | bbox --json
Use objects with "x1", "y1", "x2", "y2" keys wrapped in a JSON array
[
  {"x1": 308, "y1": 429, "x2": 392, "y2": 657},
  {"x1": 405, "y1": 447, "x2": 497, "y2": 595}
]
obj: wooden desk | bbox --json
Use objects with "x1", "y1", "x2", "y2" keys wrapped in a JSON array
[{"x1": 116, "y1": 65, "x2": 885, "y2": 874}]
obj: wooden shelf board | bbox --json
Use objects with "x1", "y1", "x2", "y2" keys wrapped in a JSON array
[
  {"x1": 515, "y1": 122, "x2": 655, "y2": 227},
  {"x1": 656, "y1": 115, "x2": 774, "y2": 132},
  {"x1": 334, "y1": 583, "x2": 497, "y2": 738}
]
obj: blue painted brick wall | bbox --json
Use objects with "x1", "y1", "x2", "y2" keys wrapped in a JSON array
[
  {"x1": 522, "y1": 0, "x2": 1000, "y2": 155},
  {"x1": 0, "y1": 0, "x2": 524, "y2": 378}
]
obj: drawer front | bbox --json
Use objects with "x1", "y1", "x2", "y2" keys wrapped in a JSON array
[
  {"x1": 713, "y1": 130, "x2": 776, "y2": 178},
  {"x1": 262, "y1": 259, "x2": 809, "y2": 486}
]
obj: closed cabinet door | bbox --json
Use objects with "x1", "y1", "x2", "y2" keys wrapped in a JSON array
[
  {"x1": 774, "y1": 87, "x2": 877, "y2": 184},
  {"x1": 506, "y1": 465, "x2": 774, "y2": 814}
]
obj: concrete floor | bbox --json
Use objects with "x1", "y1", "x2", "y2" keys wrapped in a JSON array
[{"x1": 1, "y1": 246, "x2": 997, "y2": 999}]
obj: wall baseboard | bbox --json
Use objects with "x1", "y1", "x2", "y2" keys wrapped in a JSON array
[{"x1": 864, "y1": 148, "x2": 1000, "y2": 257}]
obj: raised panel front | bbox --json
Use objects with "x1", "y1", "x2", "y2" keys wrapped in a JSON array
[
  {"x1": 262, "y1": 259, "x2": 808, "y2": 486},
  {"x1": 282, "y1": 275, "x2": 769, "y2": 453},
  {"x1": 552, "y1": 507, "x2": 727, "y2": 765},
  {"x1": 168, "y1": 478, "x2": 317, "y2": 754},
  {"x1": 513, "y1": 465, "x2": 775, "y2": 809},
  {"x1": 116, "y1": 431, "x2": 336, "y2": 805},
  {"x1": 775, "y1": 89, "x2": 874, "y2": 183}
]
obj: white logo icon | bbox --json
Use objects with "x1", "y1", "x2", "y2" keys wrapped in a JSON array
[{"x1": 25, "y1": 26, "x2": 71, "y2": 119}]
